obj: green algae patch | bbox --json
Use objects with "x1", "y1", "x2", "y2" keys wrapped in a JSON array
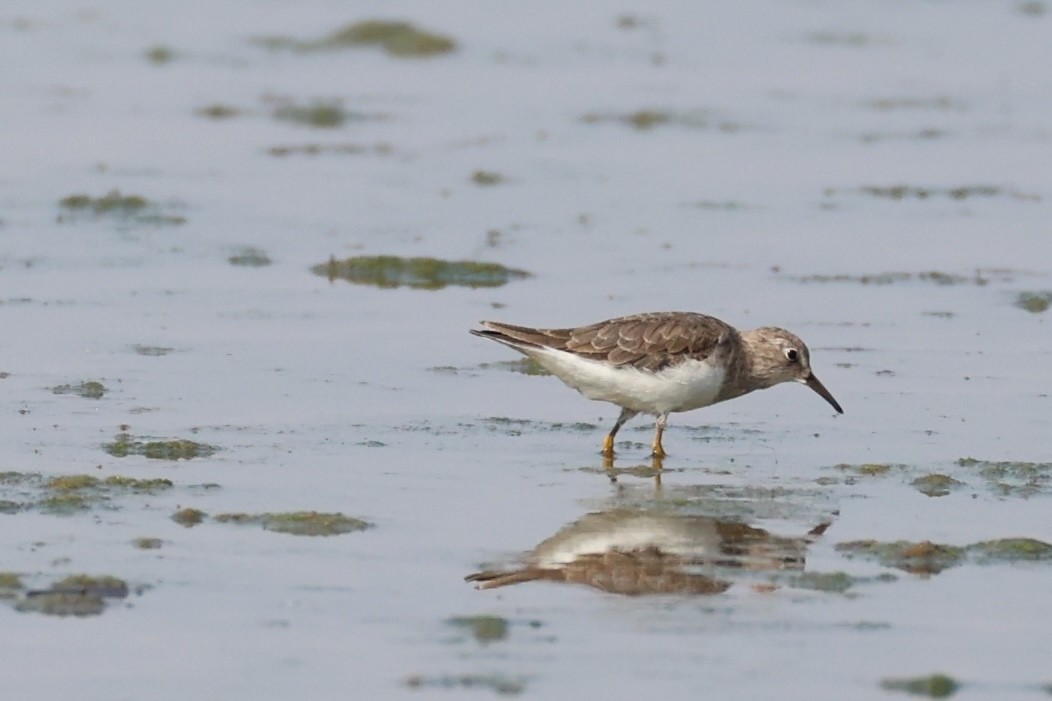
[
  {"x1": 786, "y1": 571, "x2": 856, "y2": 593},
  {"x1": 827, "y1": 184, "x2": 1039, "y2": 202},
  {"x1": 46, "y1": 474, "x2": 172, "y2": 492},
  {"x1": 321, "y1": 20, "x2": 453, "y2": 56},
  {"x1": 863, "y1": 96, "x2": 962, "y2": 111},
  {"x1": 228, "y1": 247, "x2": 272, "y2": 267},
  {"x1": 332, "y1": 20, "x2": 455, "y2": 56},
  {"x1": 955, "y1": 457, "x2": 1051, "y2": 497},
  {"x1": 104, "y1": 432, "x2": 217, "y2": 460},
  {"x1": 789, "y1": 271, "x2": 983, "y2": 286},
  {"x1": 263, "y1": 512, "x2": 370, "y2": 536},
  {"x1": 15, "y1": 574, "x2": 129, "y2": 617},
  {"x1": 0, "y1": 471, "x2": 37, "y2": 485},
  {"x1": 838, "y1": 537, "x2": 1052, "y2": 573},
  {"x1": 60, "y1": 191, "x2": 148, "y2": 215},
  {"x1": 471, "y1": 170, "x2": 505, "y2": 186},
  {"x1": 478, "y1": 416, "x2": 531, "y2": 436},
  {"x1": 141, "y1": 439, "x2": 210, "y2": 460},
  {"x1": 581, "y1": 109, "x2": 741, "y2": 132},
  {"x1": 865, "y1": 184, "x2": 1001, "y2": 200},
  {"x1": 256, "y1": 20, "x2": 456, "y2": 57},
  {"x1": 2, "y1": 470, "x2": 176, "y2": 515},
  {"x1": 1015, "y1": 291, "x2": 1052, "y2": 313},
  {"x1": 58, "y1": 190, "x2": 185, "y2": 226},
  {"x1": 172, "y1": 507, "x2": 206, "y2": 527},
  {"x1": 836, "y1": 540, "x2": 966, "y2": 576},
  {"x1": 196, "y1": 103, "x2": 244, "y2": 120},
  {"x1": 46, "y1": 474, "x2": 102, "y2": 491},
  {"x1": 313, "y1": 255, "x2": 531, "y2": 290},
  {"x1": 912, "y1": 473, "x2": 965, "y2": 497},
  {"x1": 824, "y1": 463, "x2": 902, "y2": 486},
  {"x1": 1, "y1": 472, "x2": 70, "y2": 511},
  {"x1": 38, "y1": 493, "x2": 95, "y2": 514},
  {"x1": 858, "y1": 128, "x2": 947, "y2": 144},
  {"x1": 619, "y1": 109, "x2": 671, "y2": 129},
  {"x1": 881, "y1": 673, "x2": 959, "y2": 698},
  {"x1": 133, "y1": 537, "x2": 164, "y2": 550},
  {"x1": 102, "y1": 476, "x2": 174, "y2": 491},
  {"x1": 0, "y1": 572, "x2": 22, "y2": 602},
  {"x1": 51, "y1": 381, "x2": 106, "y2": 399},
  {"x1": 52, "y1": 574, "x2": 128, "y2": 596},
  {"x1": 447, "y1": 615, "x2": 509, "y2": 643},
  {"x1": 266, "y1": 142, "x2": 393, "y2": 157},
  {"x1": 405, "y1": 673, "x2": 526, "y2": 695},
  {"x1": 688, "y1": 199, "x2": 751, "y2": 211},
  {"x1": 835, "y1": 462, "x2": 895, "y2": 476},
  {"x1": 967, "y1": 538, "x2": 1052, "y2": 563},
  {"x1": 211, "y1": 512, "x2": 254, "y2": 525},
  {"x1": 132, "y1": 344, "x2": 175, "y2": 356},
  {"x1": 214, "y1": 511, "x2": 371, "y2": 536},
  {"x1": 144, "y1": 45, "x2": 176, "y2": 64},
  {"x1": 272, "y1": 100, "x2": 359, "y2": 128},
  {"x1": 36, "y1": 474, "x2": 174, "y2": 514},
  {"x1": 17, "y1": 591, "x2": 105, "y2": 616}
]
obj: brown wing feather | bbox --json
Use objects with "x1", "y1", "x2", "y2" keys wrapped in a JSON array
[
  {"x1": 473, "y1": 321, "x2": 573, "y2": 349},
  {"x1": 479, "y1": 312, "x2": 733, "y2": 372}
]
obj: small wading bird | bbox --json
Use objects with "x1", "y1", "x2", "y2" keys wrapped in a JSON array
[{"x1": 471, "y1": 312, "x2": 843, "y2": 458}]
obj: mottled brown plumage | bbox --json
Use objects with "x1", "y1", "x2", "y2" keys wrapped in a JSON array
[
  {"x1": 466, "y1": 550, "x2": 732, "y2": 596},
  {"x1": 471, "y1": 312, "x2": 843, "y2": 458},
  {"x1": 472, "y1": 312, "x2": 732, "y2": 372}
]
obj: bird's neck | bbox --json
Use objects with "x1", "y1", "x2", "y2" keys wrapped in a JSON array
[{"x1": 730, "y1": 329, "x2": 781, "y2": 393}]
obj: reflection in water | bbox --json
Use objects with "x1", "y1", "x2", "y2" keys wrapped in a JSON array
[
  {"x1": 601, "y1": 454, "x2": 665, "y2": 487},
  {"x1": 467, "y1": 508, "x2": 822, "y2": 596}
]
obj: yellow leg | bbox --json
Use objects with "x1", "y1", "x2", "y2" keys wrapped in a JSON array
[
  {"x1": 603, "y1": 408, "x2": 637, "y2": 458},
  {"x1": 651, "y1": 434, "x2": 666, "y2": 458},
  {"x1": 651, "y1": 414, "x2": 668, "y2": 459}
]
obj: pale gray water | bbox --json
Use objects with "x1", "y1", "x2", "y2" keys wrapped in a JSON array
[{"x1": 2, "y1": 2, "x2": 1051, "y2": 699}]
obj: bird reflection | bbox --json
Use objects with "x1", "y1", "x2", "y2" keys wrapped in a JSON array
[
  {"x1": 467, "y1": 508, "x2": 819, "y2": 596},
  {"x1": 599, "y1": 453, "x2": 668, "y2": 488}
]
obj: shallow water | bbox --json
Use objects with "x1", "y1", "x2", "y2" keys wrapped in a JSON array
[{"x1": 2, "y1": 2, "x2": 1051, "y2": 699}]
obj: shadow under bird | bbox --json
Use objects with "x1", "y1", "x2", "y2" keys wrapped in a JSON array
[{"x1": 470, "y1": 311, "x2": 843, "y2": 458}]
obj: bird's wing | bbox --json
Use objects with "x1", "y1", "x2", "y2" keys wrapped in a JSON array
[{"x1": 479, "y1": 313, "x2": 732, "y2": 372}]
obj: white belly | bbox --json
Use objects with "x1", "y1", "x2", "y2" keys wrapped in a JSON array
[{"x1": 527, "y1": 347, "x2": 725, "y2": 415}]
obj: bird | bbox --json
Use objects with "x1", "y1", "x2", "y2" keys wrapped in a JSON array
[
  {"x1": 465, "y1": 508, "x2": 811, "y2": 595},
  {"x1": 470, "y1": 312, "x2": 843, "y2": 458}
]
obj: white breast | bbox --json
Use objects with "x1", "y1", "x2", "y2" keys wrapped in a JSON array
[{"x1": 526, "y1": 347, "x2": 726, "y2": 415}]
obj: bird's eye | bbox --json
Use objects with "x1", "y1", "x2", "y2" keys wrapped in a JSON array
[{"x1": 784, "y1": 348, "x2": 799, "y2": 362}]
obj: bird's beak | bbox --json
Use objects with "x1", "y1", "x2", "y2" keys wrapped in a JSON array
[{"x1": 804, "y1": 373, "x2": 843, "y2": 414}]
